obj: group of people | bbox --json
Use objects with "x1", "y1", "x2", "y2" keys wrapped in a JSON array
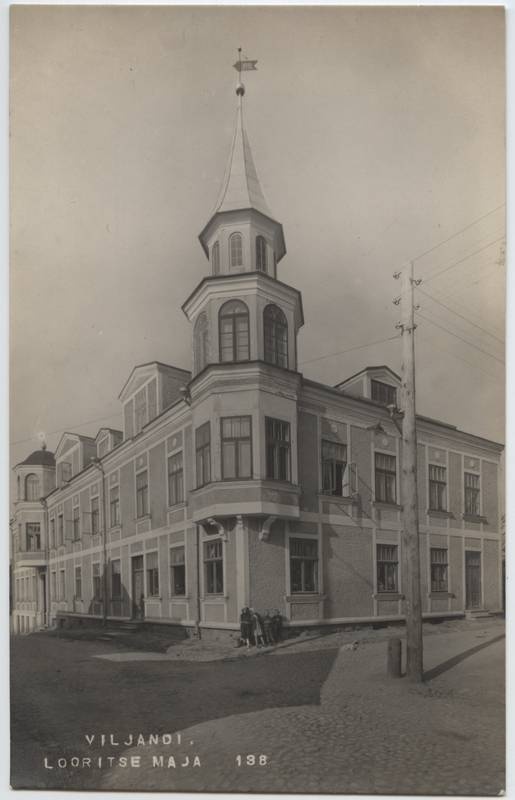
[{"x1": 238, "y1": 607, "x2": 283, "y2": 649}]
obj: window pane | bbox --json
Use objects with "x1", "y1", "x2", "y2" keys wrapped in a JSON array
[
  {"x1": 222, "y1": 441, "x2": 236, "y2": 479},
  {"x1": 239, "y1": 441, "x2": 252, "y2": 478}
]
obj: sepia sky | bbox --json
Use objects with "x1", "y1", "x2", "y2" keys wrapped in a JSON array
[{"x1": 10, "y1": 5, "x2": 505, "y2": 472}]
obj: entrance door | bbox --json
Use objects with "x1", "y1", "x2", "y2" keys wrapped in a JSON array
[
  {"x1": 131, "y1": 556, "x2": 145, "y2": 619},
  {"x1": 465, "y1": 551, "x2": 481, "y2": 609}
]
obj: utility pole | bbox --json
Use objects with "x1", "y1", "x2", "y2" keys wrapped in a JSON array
[{"x1": 394, "y1": 262, "x2": 423, "y2": 681}]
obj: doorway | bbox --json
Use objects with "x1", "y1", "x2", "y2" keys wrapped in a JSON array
[
  {"x1": 465, "y1": 550, "x2": 482, "y2": 609},
  {"x1": 131, "y1": 555, "x2": 144, "y2": 619}
]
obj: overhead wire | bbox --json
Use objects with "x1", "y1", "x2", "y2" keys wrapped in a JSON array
[
  {"x1": 417, "y1": 287, "x2": 504, "y2": 345},
  {"x1": 415, "y1": 312, "x2": 505, "y2": 365},
  {"x1": 411, "y1": 203, "x2": 505, "y2": 264},
  {"x1": 299, "y1": 335, "x2": 400, "y2": 366},
  {"x1": 10, "y1": 412, "x2": 122, "y2": 448}
]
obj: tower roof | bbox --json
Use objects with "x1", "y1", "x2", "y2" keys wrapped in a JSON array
[
  {"x1": 199, "y1": 84, "x2": 286, "y2": 261},
  {"x1": 17, "y1": 445, "x2": 55, "y2": 468},
  {"x1": 212, "y1": 101, "x2": 274, "y2": 219}
]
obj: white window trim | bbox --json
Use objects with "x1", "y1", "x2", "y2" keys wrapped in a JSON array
[
  {"x1": 169, "y1": 542, "x2": 187, "y2": 598},
  {"x1": 285, "y1": 528, "x2": 322, "y2": 597}
]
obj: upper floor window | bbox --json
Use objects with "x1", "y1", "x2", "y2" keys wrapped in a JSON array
[
  {"x1": 25, "y1": 473, "x2": 40, "y2": 501},
  {"x1": 229, "y1": 232, "x2": 243, "y2": 268},
  {"x1": 322, "y1": 440, "x2": 348, "y2": 496},
  {"x1": 49, "y1": 518, "x2": 55, "y2": 549},
  {"x1": 266, "y1": 417, "x2": 291, "y2": 482},
  {"x1": 58, "y1": 513, "x2": 64, "y2": 545},
  {"x1": 212, "y1": 241, "x2": 220, "y2": 275},
  {"x1": 26, "y1": 522, "x2": 41, "y2": 551},
  {"x1": 256, "y1": 235, "x2": 267, "y2": 272},
  {"x1": 264, "y1": 304, "x2": 288, "y2": 368},
  {"x1": 219, "y1": 300, "x2": 250, "y2": 363},
  {"x1": 193, "y1": 313, "x2": 209, "y2": 374},
  {"x1": 464, "y1": 472, "x2": 480, "y2": 516},
  {"x1": 72, "y1": 506, "x2": 80, "y2": 541},
  {"x1": 429, "y1": 465, "x2": 447, "y2": 511},
  {"x1": 168, "y1": 452, "x2": 184, "y2": 506},
  {"x1": 136, "y1": 469, "x2": 149, "y2": 518},
  {"x1": 371, "y1": 380, "x2": 397, "y2": 406},
  {"x1": 110, "y1": 485, "x2": 120, "y2": 528},
  {"x1": 290, "y1": 537, "x2": 318, "y2": 593},
  {"x1": 375, "y1": 452, "x2": 397, "y2": 504},
  {"x1": 195, "y1": 422, "x2": 211, "y2": 488},
  {"x1": 221, "y1": 416, "x2": 252, "y2": 480},
  {"x1": 91, "y1": 496, "x2": 100, "y2": 535}
]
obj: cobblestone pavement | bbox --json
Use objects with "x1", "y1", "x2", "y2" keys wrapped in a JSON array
[{"x1": 102, "y1": 621, "x2": 505, "y2": 795}]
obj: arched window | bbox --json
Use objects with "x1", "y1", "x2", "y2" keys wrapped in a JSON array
[
  {"x1": 256, "y1": 236, "x2": 267, "y2": 272},
  {"x1": 219, "y1": 300, "x2": 250, "y2": 363},
  {"x1": 264, "y1": 305, "x2": 288, "y2": 368},
  {"x1": 212, "y1": 241, "x2": 220, "y2": 275},
  {"x1": 229, "y1": 233, "x2": 243, "y2": 269},
  {"x1": 25, "y1": 473, "x2": 40, "y2": 502},
  {"x1": 193, "y1": 313, "x2": 209, "y2": 374}
]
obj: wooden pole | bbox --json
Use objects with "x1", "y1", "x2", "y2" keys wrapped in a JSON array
[{"x1": 400, "y1": 262, "x2": 423, "y2": 681}]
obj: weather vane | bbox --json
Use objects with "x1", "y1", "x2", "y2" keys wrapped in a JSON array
[{"x1": 233, "y1": 47, "x2": 258, "y2": 96}]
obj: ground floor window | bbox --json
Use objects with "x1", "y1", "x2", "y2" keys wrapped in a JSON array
[
  {"x1": 290, "y1": 537, "x2": 319, "y2": 593},
  {"x1": 376, "y1": 544, "x2": 398, "y2": 593},
  {"x1": 111, "y1": 559, "x2": 121, "y2": 599},
  {"x1": 51, "y1": 572, "x2": 56, "y2": 601},
  {"x1": 204, "y1": 540, "x2": 223, "y2": 595},
  {"x1": 146, "y1": 552, "x2": 160, "y2": 597},
  {"x1": 92, "y1": 562, "x2": 102, "y2": 599},
  {"x1": 74, "y1": 566, "x2": 82, "y2": 599},
  {"x1": 430, "y1": 548, "x2": 448, "y2": 592},
  {"x1": 59, "y1": 569, "x2": 65, "y2": 601},
  {"x1": 170, "y1": 546, "x2": 186, "y2": 596}
]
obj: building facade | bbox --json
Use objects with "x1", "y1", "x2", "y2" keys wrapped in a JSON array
[{"x1": 11, "y1": 83, "x2": 504, "y2": 636}]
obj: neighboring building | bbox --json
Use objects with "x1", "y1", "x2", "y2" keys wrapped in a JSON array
[{"x1": 11, "y1": 82, "x2": 504, "y2": 636}]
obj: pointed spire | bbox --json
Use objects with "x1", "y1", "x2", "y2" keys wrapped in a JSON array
[{"x1": 211, "y1": 95, "x2": 274, "y2": 220}]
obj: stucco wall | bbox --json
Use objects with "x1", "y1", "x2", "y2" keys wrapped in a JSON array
[
  {"x1": 322, "y1": 523, "x2": 374, "y2": 618},
  {"x1": 248, "y1": 519, "x2": 286, "y2": 614}
]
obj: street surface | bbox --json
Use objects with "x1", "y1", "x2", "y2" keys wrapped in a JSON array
[{"x1": 11, "y1": 618, "x2": 505, "y2": 794}]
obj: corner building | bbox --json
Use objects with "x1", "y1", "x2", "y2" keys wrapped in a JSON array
[{"x1": 11, "y1": 84, "x2": 504, "y2": 636}]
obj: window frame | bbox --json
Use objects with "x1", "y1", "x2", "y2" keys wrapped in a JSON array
[
  {"x1": 229, "y1": 232, "x2": 243, "y2": 269},
  {"x1": 218, "y1": 299, "x2": 250, "y2": 363},
  {"x1": 58, "y1": 513, "x2": 64, "y2": 546},
  {"x1": 263, "y1": 304, "x2": 289, "y2": 368},
  {"x1": 25, "y1": 473, "x2": 40, "y2": 502},
  {"x1": 428, "y1": 464, "x2": 447, "y2": 512},
  {"x1": 74, "y1": 565, "x2": 82, "y2": 600},
  {"x1": 72, "y1": 504, "x2": 80, "y2": 541},
  {"x1": 321, "y1": 439, "x2": 348, "y2": 496},
  {"x1": 195, "y1": 422, "x2": 211, "y2": 488},
  {"x1": 167, "y1": 451, "x2": 184, "y2": 507},
  {"x1": 26, "y1": 522, "x2": 41, "y2": 551},
  {"x1": 203, "y1": 539, "x2": 224, "y2": 595},
  {"x1": 374, "y1": 451, "x2": 397, "y2": 505},
  {"x1": 111, "y1": 558, "x2": 122, "y2": 600},
  {"x1": 464, "y1": 471, "x2": 481, "y2": 517},
  {"x1": 376, "y1": 543, "x2": 399, "y2": 593},
  {"x1": 109, "y1": 483, "x2": 121, "y2": 528},
  {"x1": 430, "y1": 547, "x2": 449, "y2": 593},
  {"x1": 92, "y1": 561, "x2": 102, "y2": 600},
  {"x1": 220, "y1": 416, "x2": 253, "y2": 480},
  {"x1": 135, "y1": 468, "x2": 149, "y2": 519},
  {"x1": 265, "y1": 417, "x2": 291, "y2": 482},
  {"x1": 193, "y1": 312, "x2": 209, "y2": 374},
  {"x1": 90, "y1": 495, "x2": 100, "y2": 535},
  {"x1": 256, "y1": 235, "x2": 268, "y2": 272},
  {"x1": 212, "y1": 240, "x2": 220, "y2": 274},
  {"x1": 371, "y1": 379, "x2": 397, "y2": 406},
  {"x1": 170, "y1": 544, "x2": 186, "y2": 597},
  {"x1": 289, "y1": 536, "x2": 319, "y2": 594},
  {"x1": 59, "y1": 569, "x2": 66, "y2": 601},
  {"x1": 146, "y1": 551, "x2": 160, "y2": 598}
]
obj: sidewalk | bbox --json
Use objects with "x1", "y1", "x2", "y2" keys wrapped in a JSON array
[{"x1": 101, "y1": 618, "x2": 505, "y2": 794}]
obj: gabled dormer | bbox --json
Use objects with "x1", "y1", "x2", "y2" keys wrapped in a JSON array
[
  {"x1": 336, "y1": 366, "x2": 401, "y2": 407},
  {"x1": 119, "y1": 361, "x2": 191, "y2": 440},
  {"x1": 95, "y1": 427, "x2": 123, "y2": 458},
  {"x1": 54, "y1": 433, "x2": 96, "y2": 486}
]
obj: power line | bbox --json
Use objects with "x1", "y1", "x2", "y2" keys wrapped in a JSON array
[
  {"x1": 417, "y1": 332, "x2": 501, "y2": 381},
  {"x1": 416, "y1": 311, "x2": 505, "y2": 364},
  {"x1": 421, "y1": 236, "x2": 505, "y2": 284},
  {"x1": 412, "y1": 203, "x2": 505, "y2": 264},
  {"x1": 299, "y1": 334, "x2": 400, "y2": 366},
  {"x1": 10, "y1": 412, "x2": 122, "y2": 448},
  {"x1": 417, "y1": 286, "x2": 504, "y2": 345}
]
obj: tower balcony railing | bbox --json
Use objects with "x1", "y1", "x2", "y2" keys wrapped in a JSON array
[{"x1": 189, "y1": 477, "x2": 300, "y2": 524}]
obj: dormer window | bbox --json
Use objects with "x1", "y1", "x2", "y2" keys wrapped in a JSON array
[
  {"x1": 371, "y1": 380, "x2": 397, "y2": 406},
  {"x1": 212, "y1": 241, "x2": 220, "y2": 275},
  {"x1": 229, "y1": 233, "x2": 243, "y2": 269},
  {"x1": 256, "y1": 235, "x2": 267, "y2": 272}
]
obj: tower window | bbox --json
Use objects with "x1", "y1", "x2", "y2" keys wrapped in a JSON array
[
  {"x1": 25, "y1": 473, "x2": 40, "y2": 501},
  {"x1": 219, "y1": 300, "x2": 250, "y2": 362},
  {"x1": 264, "y1": 304, "x2": 288, "y2": 368},
  {"x1": 212, "y1": 241, "x2": 220, "y2": 275},
  {"x1": 256, "y1": 235, "x2": 267, "y2": 272},
  {"x1": 193, "y1": 313, "x2": 209, "y2": 374},
  {"x1": 229, "y1": 232, "x2": 243, "y2": 268}
]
